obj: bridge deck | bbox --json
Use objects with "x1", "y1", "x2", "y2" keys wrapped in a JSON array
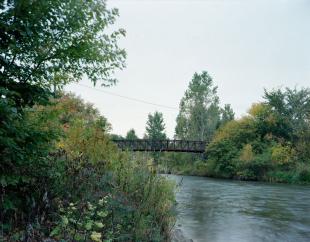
[{"x1": 112, "y1": 139, "x2": 207, "y2": 153}]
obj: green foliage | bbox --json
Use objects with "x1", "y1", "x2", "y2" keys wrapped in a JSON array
[
  {"x1": 1, "y1": 0, "x2": 126, "y2": 107},
  {"x1": 126, "y1": 128, "x2": 138, "y2": 140},
  {"x1": 219, "y1": 104, "x2": 235, "y2": 127},
  {"x1": 239, "y1": 144, "x2": 254, "y2": 164},
  {"x1": 50, "y1": 197, "x2": 112, "y2": 241},
  {"x1": 145, "y1": 111, "x2": 166, "y2": 140},
  {"x1": 263, "y1": 87, "x2": 310, "y2": 143},
  {"x1": 171, "y1": 71, "x2": 235, "y2": 173},
  {"x1": 294, "y1": 163, "x2": 310, "y2": 183},
  {"x1": 51, "y1": 94, "x2": 176, "y2": 241},
  {"x1": 110, "y1": 133, "x2": 124, "y2": 140},
  {"x1": 271, "y1": 144, "x2": 293, "y2": 166},
  {"x1": 144, "y1": 111, "x2": 167, "y2": 164},
  {"x1": 2, "y1": 94, "x2": 176, "y2": 241},
  {"x1": 157, "y1": 152, "x2": 208, "y2": 176},
  {"x1": 50, "y1": 195, "x2": 146, "y2": 242},
  {"x1": 1, "y1": 1, "x2": 175, "y2": 240},
  {"x1": 204, "y1": 87, "x2": 310, "y2": 183},
  {"x1": 0, "y1": 99, "x2": 62, "y2": 232},
  {"x1": 175, "y1": 71, "x2": 221, "y2": 141},
  {"x1": 105, "y1": 157, "x2": 176, "y2": 241},
  {"x1": 1, "y1": 0, "x2": 127, "y2": 237},
  {"x1": 207, "y1": 139, "x2": 239, "y2": 178}
]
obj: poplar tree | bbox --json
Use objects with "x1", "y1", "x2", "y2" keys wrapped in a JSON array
[
  {"x1": 145, "y1": 111, "x2": 167, "y2": 140},
  {"x1": 175, "y1": 71, "x2": 221, "y2": 141}
]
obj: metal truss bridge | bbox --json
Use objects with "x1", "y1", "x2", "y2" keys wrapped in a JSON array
[{"x1": 112, "y1": 139, "x2": 207, "y2": 153}]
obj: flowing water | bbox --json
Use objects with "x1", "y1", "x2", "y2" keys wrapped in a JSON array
[{"x1": 167, "y1": 175, "x2": 310, "y2": 242}]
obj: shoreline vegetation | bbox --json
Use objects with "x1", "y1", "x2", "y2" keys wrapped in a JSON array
[
  {"x1": 2, "y1": 93, "x2": 177, "y2": 241},
  {"x1": 158, "y1": 90, "x2": 310, "y2": 185},
  {"x1": 1, "y1": 1, "x2": 176, "y2": 240},
  {"x1": 126, "y1": 72, "x2": 310, "y2": 185}
]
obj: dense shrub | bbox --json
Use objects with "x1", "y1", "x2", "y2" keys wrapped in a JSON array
[
  {"x1": 1, "y1": 94, "x2": 176, "y2": 241},
  {"x1": 0, "y1": 97, "x2": 62, "y2": 234},
  {"x1": 204, "y1": 88, "x2": 310, "y2": 184}
]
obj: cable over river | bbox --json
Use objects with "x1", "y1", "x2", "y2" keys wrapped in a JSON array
[{"x1": 168, "y1": 175, "x2": 310, "y2": 242}]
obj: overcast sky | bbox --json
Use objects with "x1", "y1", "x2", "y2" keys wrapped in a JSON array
[{"x1": 66, "y1": 0, "x2": 310, "y2": 138}]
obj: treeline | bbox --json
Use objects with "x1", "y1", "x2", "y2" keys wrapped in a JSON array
[
  {"x1": 123, "y1": 72, "x2": 310, "y2": 184},
  {"x1": 1, "y1": 1, "x2": 175, "y2": 241},
  {"x1": 207, "y1": 87, "x2": 310, "y2": 183}
]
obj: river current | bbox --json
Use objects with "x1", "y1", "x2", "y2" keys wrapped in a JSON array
[{"x1": 167, "y1": 175, "x2": 310, "y2": 242}]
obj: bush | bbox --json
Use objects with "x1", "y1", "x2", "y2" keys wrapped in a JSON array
[
  {"x1": 271, "y1": 144, "x2": 294, "y2": 166},
  {"x1": 52, "y1": 94, "x2": 176, "y2": 241},
  {"x1": 206, "y1": 139, "x2": 239, "y2": 178},
  {"x1": 2, "y1": 94, "x2": 176, "y2": 241},
  {"x1": 294, "y1": 163, "x2": 310, "y2": 183},
  {"x1": 0, "y1": 99, "x2": 62, "y2": 234}
]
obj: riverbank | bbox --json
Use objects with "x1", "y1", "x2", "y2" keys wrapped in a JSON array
[
  {"x1": 158, "y1": 160, "x2": 310, "y2": 185},
  {"x1": 2, "y1": 94, "x2": 176, "y2": 241}
]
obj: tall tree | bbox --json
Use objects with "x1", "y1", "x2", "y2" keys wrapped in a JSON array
[
  {"x1": 0, "y1": 0, "x2": 125, "y2": 228},
  {"x1": 175, "y1": 71, "x2": 221, "y2": 141},
  {"x1": 0, "y1": 0, "x2": 126, "y2": 107},
  {"x1": 263, "y1": 87, "x2": 310, "y2": 139},
  {"x1": 126, "y1": 128, "x2": 138, "y2": 140},
  {"x1": 145, "y1": 111, "x2": 166, "y2": 140}
]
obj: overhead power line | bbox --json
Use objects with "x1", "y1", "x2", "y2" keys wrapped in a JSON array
[{"x1": 74, "y1": 83, "x2": 179, "y2": 111}]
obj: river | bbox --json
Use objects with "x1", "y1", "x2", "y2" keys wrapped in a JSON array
[{"x1": 167, "y1": 175, "x2": 310, "y2": 242}]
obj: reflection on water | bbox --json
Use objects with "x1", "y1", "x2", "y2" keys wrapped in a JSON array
[{"x1": 167, "y1": 175, "x2": 310, "y2": 242}]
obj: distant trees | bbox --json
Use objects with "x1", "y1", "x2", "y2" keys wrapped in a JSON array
[
  {"x1": 175, "y1": 71, "x2": 234, "y2": 141},
  {"x1": 219, "y1": 104, "x2": 235, "y2": 127},
  {"x1": 126, "y1": 129, "x2": 138, "y2": 139},
  {"x1": 145, "y1": 111, "x2": 166, "y2": 140},
  {"x1": 144, "y1": 111, "x2": 166, "y2": 164}
]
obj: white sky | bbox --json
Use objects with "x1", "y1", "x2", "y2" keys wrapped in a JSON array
[{"x1": 66, "y1": 0, "x2": 310, "y2": 138}]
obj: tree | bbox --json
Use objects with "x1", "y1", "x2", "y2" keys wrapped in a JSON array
[
  {"x1": 263, "y1": 87, "x2": 310, "y2": 162},
  {"x1": 0, "y1": 0, "x2": 126, "y2": 107},
  {"x1": 175, "y1": 71, "x2": 221, "y2": 141},
  {"x1": 126, "y1": 129, "x2": 138, "y2": 140},
  {"x1": 219, "y1": 104, "x2": 235, "y2": 127},
  {"x1": 0, "y1": 0, "x2": 125, "y2": 232},
  {"x1": 263, "y1": 87, "x2": 310, "y2": 140},
  {"x1": 145, "y1": 111, "x2": 166, "y2": 140}
]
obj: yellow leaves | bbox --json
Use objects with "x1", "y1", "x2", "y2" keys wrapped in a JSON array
[
  {"x1": 56, "y1": 140, "x2": 65, "y2": 149},
  {"x1": 90, "y1": 231, "x2": 102, "y2": 242},
  {"x1": 271, "y1": 144, "x2": 293, "y2": 165},
  {"x1": 248, "y1": 103, "x2": 268, "y2": 117},
  {"x1": 212, "y1": 116, "x2": 254, "y2": 143},
  {"x1": 239, "y1": 144, "x2": 254, "y2": 163},
  {"x1": 248, "y1": 102, "x2": 277, "y2": 125}
]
